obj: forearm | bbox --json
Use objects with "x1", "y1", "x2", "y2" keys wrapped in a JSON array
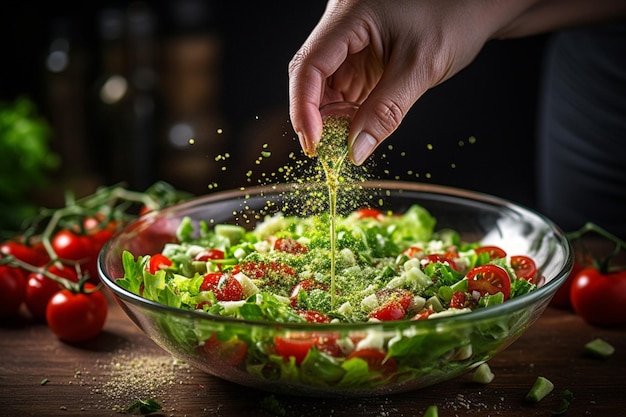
[{"x1": 494, "y1": 0, "x2": 626, "y2": 39}]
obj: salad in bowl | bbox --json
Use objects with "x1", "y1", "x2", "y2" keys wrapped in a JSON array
[{"x1": 98, "y1": 181, "x2": 572, "y2": 397}]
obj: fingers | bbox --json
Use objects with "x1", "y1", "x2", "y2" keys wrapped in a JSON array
[
  {"x1": 288, "y1": 4, "x2": 373, "y2": 156},
  {"x1": 288, "y1": 33, "x2": 347, "y2": 156},
  {"x1": 348, "y1": 54, "x2": 428, "y2": 165}
]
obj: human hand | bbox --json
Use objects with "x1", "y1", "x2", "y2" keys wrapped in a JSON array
[{"x1": 289, "y1": 0, "x2": 522, "y2": 165}]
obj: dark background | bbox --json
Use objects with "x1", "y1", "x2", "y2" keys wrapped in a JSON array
[{"x1": 0, "y1": 0, "x2": 547, "y2": 209}]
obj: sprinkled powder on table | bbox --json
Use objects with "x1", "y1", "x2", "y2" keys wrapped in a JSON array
[{"x1": 90, "y1": 350, "x2": 193, "y2": 413}]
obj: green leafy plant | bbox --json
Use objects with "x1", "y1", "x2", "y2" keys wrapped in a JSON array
[{"x1": 0, "y1": 97, "x2": 59, "y2": 230}]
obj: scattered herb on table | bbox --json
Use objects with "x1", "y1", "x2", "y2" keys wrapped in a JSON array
[
  {"x1": 260, "y1": 395, "x2": 286, "y2": 416},
  {"x1": 125, "y1": 398, "x2": 162, "y2": 415},
  {"x1": 551, "y1": 389, "x2": 574, "y2": 416}
]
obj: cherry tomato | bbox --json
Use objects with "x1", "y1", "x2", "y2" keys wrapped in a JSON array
[
  {"x1": 194, "y1": 248, "x2": 225, "y2": 262},
  {"x1": 467, "y1": 264, "x2": 511, "y2": 300},
  {"x1": 46, "y1": 283, "x2": 108, "y2": 342},
  {"x1": 290, "y1": 278, "x2": 327, "y2": 307},
  {"x1": 297, "y1": 310, "x2": 331, "y2": 323},
  {"x1": 274, "y1": 334, "x2": 317, "y2": 365},
  {"x1": 551, "y1": 255, "x2": 592, "y2": 308},
  {"x1": 570, "y1": 268, "x2": 626, "y2": 327},
  {"x1": 369, "y1": 301, "x2": 406, "y2": 321},
  {"x1": 273, "y1": 238, "x2": 308, "y2": 254},
  {"x1": 0, "y1": 241, "x2": 50, "y2": 266},
  {"x1": 510, "y1": 255, "x2": 538, "y2": 283},
  {"x1": 51, "y1": 229, "x2": 100, "y2": 283},
  {"x1": 203, "y1": 333, "x2": 248, "y2": 366},
  {"x1": 346, "y1": 349, "x2": 398, "y2": 379},
  {"x1": 449, "y1": 291, "x2": 471, "y2": 309},
  {"x1": 25, "y1": 265, "x2": 79, "y2": 321},
  {"x1": 402, "y1": 246, "x2": 422, "y2": 258},
  {"x1": 0, "y1": 265, "x2": 26, "y2": 318},
  {"x1": 147, "y1": 254, "x2": 172, "y2": 274},
  {"x1": 200, "y1": 272, "x2": 244, "y2": 301},
  {"x1": 475, "y1": 245, "x2": 507, "y2": 260},
  {"x1": 375, "y1": 288, "x2": 413, "y2": 310},
  {"x1": 411, "y1": 308, "x2": 435, "y2": 320},
  {"x1": 353, "y1": 208, "x2": 383, "y2": 220},
  {"x1": 51, "y1": 230, "x2": 92, "y2": 262},
  {"x1": 240, "y1": 261, "x2": 296, "y2": 280}
]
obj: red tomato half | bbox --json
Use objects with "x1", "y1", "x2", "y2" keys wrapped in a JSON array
[
  {"x1": 147, "y1": 254, "x2": 172, "y2": 274},
  {"x1": 297, "y1": 310, "x2": 331, "y2": 323},
  {"x1": 353, "y1": 208, "x2": 383, "y2": 220},
  {"x1": 194, "y1": 248, "x2": 225, "y2": 262},
  {"x1": 203, "y1": 333, "x2": 248, "y2": 366},
  {"x1": 200, "y1": 272, "x2": 244, "y2": 301},
  {"x1": 467, "y1": 264, "x2": 511, "y2": 300},
  {"x1": 46, "y1": 283, "x2": 108, "y2": 342},
  {"x1": 274, "y1": 334, "x2": 317, "y2": 365},
  {"x1": 290, "y1": 278, "x2": 327, "y2": 307},
  {"x1": 476, "y1": 246, "x2": 507, "y2": 260},
  {"x1": 570, "y1": 268, "x2": 626, "y2": 327},
  {"x1": 369, "y1": 301, "x2": 406, "y2": 321},
  {"x1": 346, "y1": 349, "x2": 398, "y2": 379},
  {"x1": 510, "y1": 255, "x2": 538, "y2": 283},
  {"x1": 273, "y1": 238, "x2": 308, "y2": 254}
]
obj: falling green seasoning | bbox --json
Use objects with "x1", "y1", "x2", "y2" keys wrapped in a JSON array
[{"x1": 316, "y1": 113, "x2": 351, "y2": 308}]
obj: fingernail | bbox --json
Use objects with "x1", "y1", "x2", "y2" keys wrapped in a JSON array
[
  {"x1": 296, "y1": 130, "x2": 314, "y2": 157},
  {"x1": 351, "y1": 132, "x2": 377, "y2": 165}
]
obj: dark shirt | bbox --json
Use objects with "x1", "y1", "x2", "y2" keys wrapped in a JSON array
[{"x1": 537, "y1": 21, "x2": 626, "y2": 239}]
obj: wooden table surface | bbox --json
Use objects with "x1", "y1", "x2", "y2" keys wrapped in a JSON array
[{"x1": 2, "y1": 289, "x2": 624, "y2": 417}]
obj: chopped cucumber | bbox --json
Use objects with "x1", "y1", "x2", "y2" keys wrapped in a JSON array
[
  {"x1": 525, "y1": 376, "x2": 554, "y2": 403},
  {"x1": 422, "y1": 405, "x2": 438, "y2": 417},
  {"x1": 472, "y1": 363, "x2": 495, "y2": 384},
  {"x1": 215, "y1": 224, "x2": 245, "y2": 244},
  {"x1": 584, "y1": 338, "x2": 615, "y2": 359}
]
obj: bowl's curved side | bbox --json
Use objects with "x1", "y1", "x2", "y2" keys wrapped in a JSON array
[{"x1": 98, "y1": 181, "x2": 572, "y2": 397}]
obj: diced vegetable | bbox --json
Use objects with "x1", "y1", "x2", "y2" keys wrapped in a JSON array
[
  {"x1": 422, "y1": 405, "x2": 438, "y2": 417},
  {"x1": 525, "y1": 376, "x2": 554, "y2": 403},
  {"x1": 472, "y1": 363, "x2": 495, "y2": 384},
  {"x1": 584, "y1": 338, "x2": 615, "y2": 359}
]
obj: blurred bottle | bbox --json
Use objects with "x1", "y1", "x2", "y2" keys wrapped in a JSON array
[
  {"x1": 88, "y1": 7, "x2": 133, "y2": 186},
  {"x1": 127, "y1": 2, "x2": 160, "y2": 190},
  {"x1": 157, "y1": 0, "x2": 228, "y2": 194},
  {"x1": 43, "y1": 16, "x2": 101, "y2": 204}
]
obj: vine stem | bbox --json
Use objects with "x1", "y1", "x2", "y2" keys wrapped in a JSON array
[{"x1": 566, "y1": 222, "x2": 626, "y2": 273}]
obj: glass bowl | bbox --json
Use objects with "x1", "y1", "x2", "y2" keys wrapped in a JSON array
[{"x1": 98, "y1": 181, "x2": 572, "y2": 397}]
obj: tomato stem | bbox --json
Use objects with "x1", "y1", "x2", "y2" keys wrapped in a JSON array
[
  {"x1": 566, "y1": 222, "x2": 626, "y2": 274},
  {"x1": 0, "y1": 255, "x2": 87, "y2": 293}
]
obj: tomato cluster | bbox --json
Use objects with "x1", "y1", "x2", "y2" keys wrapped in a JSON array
[
  {"x1": 550, "y1": 223, "x2": 626, "y2": 327},
  {"x1": 0, "y1": 238, "x2": 109, "y2": 343},
  {"x1": 0, "y1": 182, "x2": 190, "y2": 341}
]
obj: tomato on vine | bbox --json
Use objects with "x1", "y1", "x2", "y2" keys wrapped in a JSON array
[
  {"x1": 0, "y1": 265, "x2": 26, "y2": 318},
  {"x1": 570, "y1": 268, "x2": 626, "y2": 327},
  {"x1": 46, "y1": 282, "x2": 108, "y2": 342},
  {"x1": 25, "y1": 264, "x2": 79, "y2": 321},
  {"x1": 559, "y1": 222, "x2": 626, "y2": 326}
]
